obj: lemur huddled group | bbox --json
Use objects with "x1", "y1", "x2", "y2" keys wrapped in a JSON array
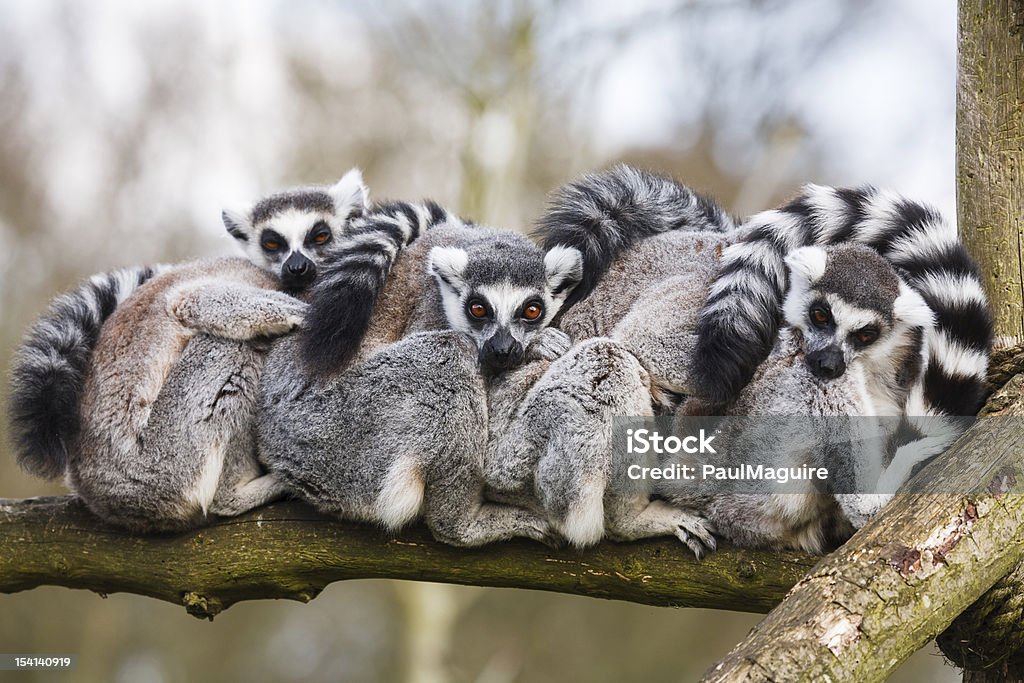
[{"x1": 7, "y1": 165, "x2": 993, "y2": 555}]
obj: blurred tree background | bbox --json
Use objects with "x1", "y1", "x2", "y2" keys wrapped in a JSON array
[{"x1": 0, "y1": 0, "x2": 962, "y2": 680}]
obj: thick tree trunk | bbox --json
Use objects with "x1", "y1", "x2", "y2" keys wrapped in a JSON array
[
  {"x1": 946, "y1": 1, "x2": 1024, "y2": 680},
  {"x1": 957, "y1": 0, "x2": 1024, "y2": 347}
]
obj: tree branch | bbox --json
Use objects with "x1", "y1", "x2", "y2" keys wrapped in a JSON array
[
  {"x1": 0, "y1": 496, "x2": 815, "y2": 620},
  {"x1": 701, "y1": 384, "x2": 1024, "y2": 682}
]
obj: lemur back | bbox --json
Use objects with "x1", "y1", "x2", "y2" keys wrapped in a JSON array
[
  {"x1": 8, "y1": 264, "x2": 174, "y2": 479},
  {"x1": 73, "y1": 257, "x2": 304, "y2": 531}
]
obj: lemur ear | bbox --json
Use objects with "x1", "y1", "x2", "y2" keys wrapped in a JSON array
[
  {"x1": 222, "y1": 206, "x2": 253, "y2": 243},
  {"x1": 784, "y1": 246, "x2": 827, "y2": 284},
  {"x1": 329, "y1": 168, "x2": 369, "y2": 219},
  {"x1": 893, "y1": 281, "x2": 935, "y2": 329},
  {"x1": 543, "y1": 246, "x2": 584, "y2": 298},
  {"x1": 428, "y1": 246, "x2": 469, "y2": 292}
]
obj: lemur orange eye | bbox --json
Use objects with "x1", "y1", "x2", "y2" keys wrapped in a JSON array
[
  {"x1": 310, "y1": 221, "x2": 332, "y2": 246},
  {"x1": 522, "y1": 303, "x2": 543, "y2": 321},
  {"x1": 468, "y1": 302, "x2": 488, "y2": 319},
  {"x1": 261, "y1": 230, "x2": 286, "y2": 252},
  {"x1": 809, "y1": 305, "x2": 831, "y2": 327}
]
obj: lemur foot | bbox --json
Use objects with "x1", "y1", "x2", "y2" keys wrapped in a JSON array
[
  {"x1": 674, "y1": 511, "x2": 717, "y2": 559},
  {"x1": 836, "y1": 493, "x2": 892, "y2": 529},
  {"x1": 528, "y1": 519, "x2": 569, "y2": 549}
]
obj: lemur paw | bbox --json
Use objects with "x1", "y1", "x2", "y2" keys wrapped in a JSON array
[
  {"x1": 674, "y1": 511, "x2": 717, "y2": 559},
  {"x1": 836, "y1": 493, "x2": 891, "y2": 529},
  {"x1": 258, "y1": 297, "x2": 309, "y2": 336},
  {"x1": 527, "y1": 328, "x2": 573, "y2": 362}
]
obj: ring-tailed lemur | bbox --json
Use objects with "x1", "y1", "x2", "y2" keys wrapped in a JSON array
[
  {"x1": 257, "y1": 221, "x2": 584, "y2": 546},
  {"x1": 72, "y1": 257, "x2": 306, "y2": 530},
  {"x1": 297, "y1": 215, "x2": 583, "y2": 376},
  {"x1": 689, "y1": 184, "x2": 993, "y2": 415},
  {"x1": 8, "y1": 169, "x2": 369, "y2": 482},
  {"x1": 659, "y1": 243, "x2": 935, "y2": 551}
]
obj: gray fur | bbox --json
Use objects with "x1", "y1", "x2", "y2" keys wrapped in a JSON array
[
  {"x1": 483, "y1": 333, "x2": 717, "y2": 556},
  {"x1": 258, "y1": 331, "x2": 558, "y2": 546},
  {"x1": 8, "y1": 263, "x2": 174, "y2": 479},
  {"x1": 814, "y1": 247, "x2": 901, "y2": 320}
]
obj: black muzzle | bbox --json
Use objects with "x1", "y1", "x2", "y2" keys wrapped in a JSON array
[
  {"x1": 281, "y1": 251, "x2": 317, "y2": 291},
  {"x1": 806, "y1": 345, "x2": 846, "y2": 380},
  {"x1": 480, "y1": 329, "x2": 525, "y2": 373}
]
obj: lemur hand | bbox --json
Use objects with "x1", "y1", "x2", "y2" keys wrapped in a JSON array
[{"x1": 526, "y1": 327, "x2": 572, "y2": 363}]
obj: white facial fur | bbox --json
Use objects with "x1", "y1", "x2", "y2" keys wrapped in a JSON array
[{"x1": 782, "y1": 246, "x2": 827, "y2": 332}]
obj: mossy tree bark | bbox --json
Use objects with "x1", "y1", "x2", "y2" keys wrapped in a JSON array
[
  {"x1": 947, "y1": 2, "x2": 1024, "y2": 680},
  {"x1": 0, "y1": 496, "x2": 816, "y2": 620}
]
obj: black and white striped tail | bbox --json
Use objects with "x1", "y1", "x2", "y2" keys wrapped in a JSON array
[
  {"x1": 692, "y1": 184, "x2": 993, "y2": 417},
  {"x1": 300, "y1": 200, "x2": 462, "y2": 375},
  {"x1": 8, "y1": 264, "x2": 171, "y2": 479},
  {"x1": 536, "y1": 164, "x2": 736, "y2": 310}
]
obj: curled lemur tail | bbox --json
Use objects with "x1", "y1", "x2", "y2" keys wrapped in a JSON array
[
  {"x1": 693, "y1": 185, "x2": 993, "y2": 415},
  {"x1": 300, "y1": 200, "x2": 463, "y2": 375},
  {"x1": 536, "y1": 164, "x2": 736, "y2": 311},
  {"x1": 8, "y1": 264, "x2": 172, "y2": 479}
]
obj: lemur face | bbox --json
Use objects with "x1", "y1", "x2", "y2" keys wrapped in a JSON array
[
  {"x1": 783, "y1": 245, "x2": 933, "y2": 384},
  {"x1": 222, "y1": 168, "x2": 369, "y2": 293},
  {"x1": 429, "y1": 238, "x2": 582, "y2": 374}
]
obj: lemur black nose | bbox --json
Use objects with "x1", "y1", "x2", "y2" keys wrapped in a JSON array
[
  {"x1": 806, "y1": 346, "x2": 846, "y2": 380},
  {"x1": 281, "y1": 252, "x2": 317, "y2": 290},
  {"x1": 481, "y1": 329, "x2": 524, "y2": 372}
]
